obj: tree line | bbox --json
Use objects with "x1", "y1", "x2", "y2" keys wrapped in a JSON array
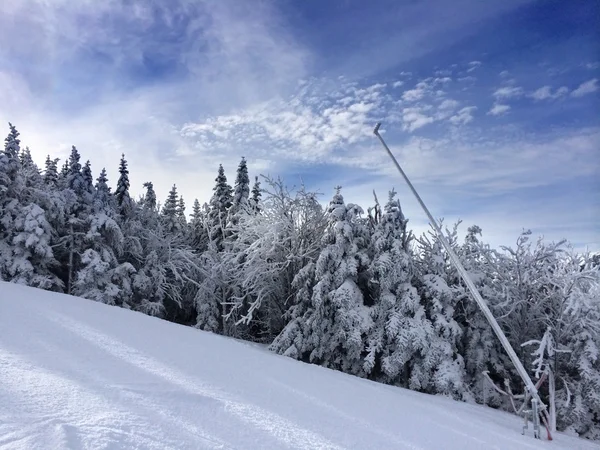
[{"x1": 1, "y1": 123, "x2": 598, "y2": 439}]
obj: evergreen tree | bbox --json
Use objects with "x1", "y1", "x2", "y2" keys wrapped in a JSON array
[
  {"x1": 231, "y1": 157, "x2": 250, "y2": 217},
  {"x1": 250, "y1": 176, "x2": 261, "y2": 212},
  {"x1": 44, "y1": 156, "x2": 59, "y2": 186},
  {"x1": 95, "y1": 168, "x2": 111, "y2": 207},
  {"x1": 207, "y1": 164, "x2": 232, "y2": 250},
  {"x1": 189, "y1": 199, "x2": 208, "y2": 252},
  {"x1": 116, "y1": 154, "x2": 131, "y2": 216},
  {"x1": 161, "y1": 184, "x2": 180, "y2": 233},
  {"x1": 142, "y1": 181, "x2": 157, "y2": 210},
  {"x1": 271, "y1": 187, "x2": 371, "y2": 375},
  {"x1": 177, "y1": 196, "x2": 187, "y2": 228}
]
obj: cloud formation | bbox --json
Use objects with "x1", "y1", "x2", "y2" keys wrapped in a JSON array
[
  {"x1": 571, "y1": 79, "x2": 598, "y2": 97},
  {"x1": 487, "y1": 104, "x2": 511, "y2": 116}
]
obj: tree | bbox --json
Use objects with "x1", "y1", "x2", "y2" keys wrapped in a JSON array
[
  {"x1": 271, "y1": 187, "x2": 371, "y2": 375},
  {"x1": 44, "y1": 156, "x2": 59, "y2": 187},
  {"x1": 250, "y1": 176, "x2": 261, "y2": 212},
  {"x1": 142, "y1": 181, "x2": 157, "y2": 211},
  {"x1": 231, "y1": 157, "x2": 250, "y2": 217},
  {"x1": 224, "y1": 177, "x2": 326, "y2": 341},
  {"x1": 207, "y1": 164, "x2": 232, "y2": 250},
  {"x1": 115, "y1": 154, "x2": 131, "y2": 216},
  {"x1": 161, "y1": 184, "x2": 180, "y2": 234}
]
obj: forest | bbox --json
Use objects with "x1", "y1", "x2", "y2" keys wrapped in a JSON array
[{"x1": 1, "y1": 123, "x2": 599, "y2": 439}]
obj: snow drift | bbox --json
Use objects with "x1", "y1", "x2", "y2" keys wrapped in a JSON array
[{"x1": 0, "y1": 282, "x2": 597, "y2": 450}]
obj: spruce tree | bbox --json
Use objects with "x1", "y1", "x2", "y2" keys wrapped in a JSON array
[
  {"x1": 142, "y1": 181, "x2": 157, "y2": 211},
  {"x1": 231, "y1": 157, "x2": 250, "y2": 216},
  {"x1": 116, "y1": 154, "x2": 131, "y2": 216},
  {"x1": 250, "y1": 176, "x2": 261, "y2": 212},
  {"x1": 161, "y1": 184, "x2": 180, "y2": 233},
  {"x1": 44, "y1": 156, "x2": 59, "y2": 186},
  {"x1": 207, "y1": 164, "x2": 232, "y2": 250}
]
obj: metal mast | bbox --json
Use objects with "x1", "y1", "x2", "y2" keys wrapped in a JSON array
[{"x1": 372, "y1": 123, "x2": 544, "y2": 437}]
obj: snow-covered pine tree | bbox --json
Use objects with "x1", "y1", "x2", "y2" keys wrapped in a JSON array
[
  {"x1": 230, "y1": 157, "x2": 250, "y2": 219},
  {"x1": 189, "y1": 199, "x2": 209, "y2": 253},
  {"x1": 1, "y1": 124, "x2": 24, "y2": 281},
  {"x1": 161, "y1": 184, "x2": 180, "y2": 234},
  {"x1": 363, "y1": 190, "x2": 434, "y2": 390},
  {"x1": 176, "y1": 196, "x2": 187, "y2": 230},
  {"x1": 73, "y1": 165, "x2": 135, "y2": 307},
  {"x1": 141, "y1": 181, "x2": 157, "y2": 211},
  {"x1": 271, "y1": 187, "x2": 371, "y2": 375},
  {"x1": 44, "y1": 156, "x2": 59, "y2": 187},
  {"x1": 411, "y1": 221, "x2": 472, "y2": 400},
  {"x1": 207, "y1": 164, "x2": 232, "y2": 251},
  {"x1": 250, "y1": 175, "x2": 261, "y2": 213},
  {"x1": 115, "y1": 154, "x2": 131, "y2": 217}
]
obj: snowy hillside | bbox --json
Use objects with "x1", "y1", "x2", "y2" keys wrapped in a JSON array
[{"x1": 0, "y1": 282, "x2": 597, "y2": 450}]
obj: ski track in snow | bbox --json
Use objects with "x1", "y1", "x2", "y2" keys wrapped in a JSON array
[
  {"x1": 43, "y1": 310, "x2": 344, "y2": 450},
  {"x1": 1, "y1": 282, "x2": 599, "y2": 450}
]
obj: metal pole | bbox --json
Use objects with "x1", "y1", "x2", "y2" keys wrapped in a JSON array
[{"x1": 372, "y1": 123, "x2": 545, "y2": 417}]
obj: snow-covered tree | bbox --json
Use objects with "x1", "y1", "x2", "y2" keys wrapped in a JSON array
[
  {"x1": 231, "y1": 157, "x2": 250, "y2": 218},
  {"x1": 115, "y1": 154, "x2": 131, "y2": 216},
  {"x1": 224, "y1": 177, "x2": 326, "y2": 341},
  {"x1": 250, "y1": 176, "x2": 261, "y2": 213},
  {"x1": 44, "y1": 156, "x2": 59, "y2": 187},
  {"x1": 207, "y1": 164, "x2": 232, "y2": 250},
  {"x1": 161, "y1": 184, "x2": 180, "y2": 234},
  {"x1": 271, "y1": 187, "x2": 371, "y2": 375}
]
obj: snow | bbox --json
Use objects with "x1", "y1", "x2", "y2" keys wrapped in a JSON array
[{"x1": 0, "y1": 282, "x2": 597, "y2": 450}]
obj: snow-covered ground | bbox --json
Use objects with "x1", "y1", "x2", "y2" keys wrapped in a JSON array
[{"x1": 0, "y1": 282, "x2": 597, "y2": 450}]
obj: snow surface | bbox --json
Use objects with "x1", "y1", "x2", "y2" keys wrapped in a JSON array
[{"x1": 1, "y1": 282, "x2": 598, "y2": 450}]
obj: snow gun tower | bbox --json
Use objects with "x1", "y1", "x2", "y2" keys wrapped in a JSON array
[{"x1": 373, "y1": 123, "x2": 548, "y2": 440}]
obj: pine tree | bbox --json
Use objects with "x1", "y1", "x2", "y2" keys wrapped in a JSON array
[
  {"x1": 207, "y1": 164, "x2": 232, "y2": 250},
  {"x1": 95, "y1": 168, "x2": 111, "y2": 206},
  {"x1": 161, "y1": 184, "x2": 180, "y2": 233},
  {"x1": 115, "y1": 154, "x2": 131, "y2": 216},
  {"x1": 231, "y1": 157, "x2": 250, "y2": 217},
  {"x1": 44, "y1": 156, "x2": 59, "y2": 186},
  {"x1": 271, "y1": 187, "x2": 371, "y2": 375},
  {"x1": 189, "y1": 199, "x2": 208, "y2": 252},
  {"x1": 142, "y1": 181, "x2": 157, "y2": 211},
  {"x1": 82, "y1": 160, "x2": 93, "y2": 192},
  {"x1": 177, "y1": 196, "x2": 187, "y2": 227},
  {"x1": 250, "y1": 176, "x2": 261, "y2": 212}
]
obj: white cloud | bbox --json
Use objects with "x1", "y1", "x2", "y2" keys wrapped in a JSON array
[
  {"x1": 467, "y1": 61, "x2": 482, "y2": 73},
  {"x1": 529, "y1": 85, "x2": 569, "y2": 101},
  {"x1": 449, "y1": 106, "x2": 477, "y2": 125},
  {"x1": 181, "y1": 80, "x2": 388, "y2": 161},
  {"x1": 392, "y1": 81, "x2": 404, "y2": 88},
  {"x1": 438, "y1": 99, "x2": 460, "y2": 110},
  {"x1": 0, "y1": 0, "x2": 310, "y2": 206},
  {"x1": 493, "y1": 86, "x2": 523, "y2": 99},
  {"x1": 571, "y1": 79, "x2": 599, "y2": 97},
  {"x1": 401, "y1": 107, "x2": 435, "y2": 132},
  {"x1": 402, "y1": 85, "x2": 427, "y2": 101},
  {"x1": 487, "y1": 103, "x2": 511, "y2": 116}
]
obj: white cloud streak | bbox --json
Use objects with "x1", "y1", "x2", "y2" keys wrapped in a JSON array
[
  {"x1": 571, "y1": 79, "x2": 599, "y2": 97},
  {"x1": 529, "y1": 85, "x2": 569, "y2": 100},
  {"x1": 487, "y1": 104, "x2": 511, "y2": 116}
]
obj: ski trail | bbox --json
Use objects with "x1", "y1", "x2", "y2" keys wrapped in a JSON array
[
  {"x1": 46, "y1": 311, "x2": 344, "y2": 450},
  {"x1": 0, "y1": 348, "x2": 180, "y2": 450},
  {"x1": 267, "y1": 377, "x2": 425, "y2": 450},
  {"x1": 339, "y1": 378, "x2": 548, "y2": 450}
]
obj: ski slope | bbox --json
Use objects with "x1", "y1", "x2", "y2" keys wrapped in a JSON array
[{"x1": 0, "y1": 282, "x2": 597, "y2": 450}]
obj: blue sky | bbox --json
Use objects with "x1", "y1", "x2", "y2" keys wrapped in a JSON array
[{"x1": 1, "y1": 0, "x2": 599, "y2": 250}]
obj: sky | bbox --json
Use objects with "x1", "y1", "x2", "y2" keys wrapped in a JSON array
[{"x1": 1, "y1": 0, "x2": 599, "y2": 251}]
